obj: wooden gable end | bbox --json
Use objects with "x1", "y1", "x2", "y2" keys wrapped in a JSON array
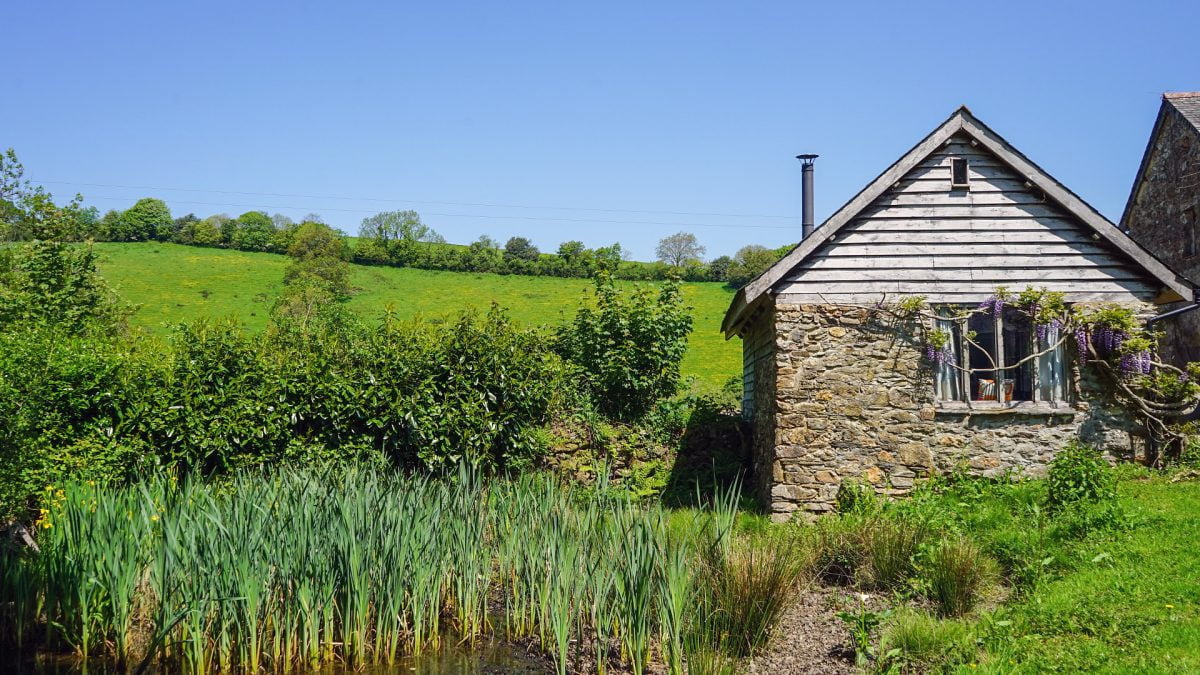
[{"x1": 775, "y1": 131, "x2": 1164, "y2": 305}]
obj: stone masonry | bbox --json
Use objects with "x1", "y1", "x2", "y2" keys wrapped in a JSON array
[
  {"x1": 1123, "y1": 93, "x2": 1200, "y2": 365},
  {"x1": 758, "y1": 302, "x2": 1139, "y2": 520}
]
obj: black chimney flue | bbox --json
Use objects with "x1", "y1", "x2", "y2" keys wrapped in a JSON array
[{"x1": 796, "y1": 154, "x2": 818, "y2": 240}]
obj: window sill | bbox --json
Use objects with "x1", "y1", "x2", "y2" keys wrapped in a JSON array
[{"x1": 935, "y1": 401, "x2": 1078, "y2": 416}]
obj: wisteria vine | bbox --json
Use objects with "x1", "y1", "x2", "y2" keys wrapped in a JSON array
[{"x1": 872, "y1": 284, "x2": 1200, "y2": 457}]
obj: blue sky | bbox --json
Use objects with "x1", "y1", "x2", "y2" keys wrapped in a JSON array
[{"x1": 4, "y1": 1, "x2": 1198, "y2": 260}]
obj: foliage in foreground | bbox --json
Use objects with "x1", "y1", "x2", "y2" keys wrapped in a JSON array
[
  {"x1": 0, "y1": 469, "x2": 803, "y2": 675},
  {"x1": 817, "y1": 451, "x2": 1153, "y2": 672},
  {"x1": 0, "y1": 229, "x2": 708, "y2": 519}
]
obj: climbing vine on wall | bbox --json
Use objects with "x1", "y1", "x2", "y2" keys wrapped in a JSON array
[{"x1": 877, "y1": 285, "x2": 1200, "y2": 463}]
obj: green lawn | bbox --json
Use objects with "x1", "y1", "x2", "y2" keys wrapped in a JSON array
[
  {"x1": 93, "y1": 242, "x2": 740, "y2": 390},
  {"x1": 977, "y1": 473, "x2": 1200, "y2": 673}
]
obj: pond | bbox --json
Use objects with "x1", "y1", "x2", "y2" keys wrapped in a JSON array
[{"x1": 2, "y1": 639, "x2": 553, "y2": 675}]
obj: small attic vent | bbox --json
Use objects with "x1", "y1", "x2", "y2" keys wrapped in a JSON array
[{"x1": 950, "y1": 157, "x2": 970, "y2": 188}]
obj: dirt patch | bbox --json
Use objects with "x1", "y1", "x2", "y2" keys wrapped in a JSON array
[{"x1": 743, "y1": 587, "x2": 856, "y2": 675}]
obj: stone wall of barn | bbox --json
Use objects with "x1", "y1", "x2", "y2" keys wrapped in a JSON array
[
  {"x1": 742, "y1": 306, "x2": 779, "y2": 510},
  {"x1": 763, "y1": 303, "x2": 1139, "y2": 520},
  {"x1": 1123, "y1": 99, "x2": 1200, "y2": 365}
]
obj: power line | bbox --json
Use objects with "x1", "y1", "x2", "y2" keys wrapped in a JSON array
[
  {"x1": 34, "y1": 179, "x2": 798, "y2": 221},
  {"x1": 78, "y1": 194, "x2": 800, "y2": 231}
]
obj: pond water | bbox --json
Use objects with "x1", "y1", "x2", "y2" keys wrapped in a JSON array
[{"x1": 2, "y1": 639, "x2": 552, "y2": 674}]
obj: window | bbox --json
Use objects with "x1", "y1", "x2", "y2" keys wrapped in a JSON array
[
  {"x1": 950, "y1": 157, "x2": 970, "y2": 188},
  {"x1": 933, "y1": 305, "x2": 1067, "y2": 406}
]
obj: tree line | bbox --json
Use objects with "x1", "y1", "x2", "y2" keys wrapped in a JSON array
[{"x1": 1, "y1": 149, "x2": 788, "y2": 287}]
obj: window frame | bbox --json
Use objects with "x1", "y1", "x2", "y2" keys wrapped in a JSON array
[
  {"x1": 950, "y1": 157, "x2": 970, "y2": 189},
  {"x1": 932, "y1": 304, "x2": 1069, "y2": 410}
]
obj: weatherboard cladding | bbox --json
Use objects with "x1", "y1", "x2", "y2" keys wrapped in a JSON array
[
  {"x1": 722, "y1": 107, "x2": 1194, "y2": 337},
  {"x1": 776, "y1": 132, "x2": 1161, "y2": 304}
]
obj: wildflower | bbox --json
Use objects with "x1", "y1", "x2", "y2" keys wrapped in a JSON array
[
  {"x1": 151, "y1": 514, "x2": 159, "y2": 522},
  {"x1": 1165, "y1": 604, "x2": 1175, "y2": 609}
]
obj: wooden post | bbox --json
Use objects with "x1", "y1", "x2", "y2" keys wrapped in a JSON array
[{"x1": 994, "y1": 312, "x2": 1005, "y2": 405}]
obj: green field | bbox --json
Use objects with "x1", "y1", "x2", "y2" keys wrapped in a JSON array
[{"x1": 93, "y1": 242, "x2": 740, "y2": 389}]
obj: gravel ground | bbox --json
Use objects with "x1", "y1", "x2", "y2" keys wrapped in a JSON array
[{"x1": 743, "y1": 587, "x2": 858, "y2": 675}]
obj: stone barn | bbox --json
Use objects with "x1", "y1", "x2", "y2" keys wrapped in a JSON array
[
  {"x1": 722, "y1": 107, "x2": 1196, "y2": 519},
  {"x1": 1122, "y1": 92, "x2": 1200, "y2": 366}
]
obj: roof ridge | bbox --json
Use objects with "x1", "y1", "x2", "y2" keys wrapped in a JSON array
[{"x1": 721, "y1": 107, "x2": 1196, "y2": 337}]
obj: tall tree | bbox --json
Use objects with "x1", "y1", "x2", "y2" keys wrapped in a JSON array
[
  {"x1": 655, "y1": 231, "x2": 705, "y2": 267},
  {"x1": 283, "y1": 221, "x2": 351, "y2": 298},
  {"x1": 233, "y1": 211, "x2": 276, "y2": 251},
  {"x1": 1, "y1": 148, "x2": 87, "y2": 242},
  {"x1": 707, "y1": 255, "x2": 734, "y2": 282},
  {"x1": 122, "y1": 198, "x2": 173, "y2": 241},
  {"x1": 504, "y1": 236, "x2": 540, "y2": 262},
  {"x1": 358, "y1": 210, "x2": 443, "y2": 244},
  {"x1": 726, "y1": 244, "x2": 784, "y2": 288}
]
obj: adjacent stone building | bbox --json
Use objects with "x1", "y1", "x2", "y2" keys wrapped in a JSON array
[
  {"x1": 724, "y1": 107, "x2": 1196, "y2": 519},
  {"x1": 1122, "y1": 92, "x2": 1200, "y2": 365}
]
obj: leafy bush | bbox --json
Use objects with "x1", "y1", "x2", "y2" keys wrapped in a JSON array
[
  {"x1": 836, "y1": 479, "x2": 878, "y2": 514},
  {"x1": 836, "y1": 603, "x2": 891, "y2": 668},
  {"x1": 1046, "y1": 440, "x2": 1116, "y2": 512},
  {"x1": 921, "y1": 536, "x2": 999, "y2": 617},
  {"x1": 0, "y1": 241, "x2": 128, "y2": 334},
  {"x1": 0, "y1": 302, "x2": 568, "y2": 516},
  {"x1": 556, "y1": 271, "x2": 692, "y2": 421}
]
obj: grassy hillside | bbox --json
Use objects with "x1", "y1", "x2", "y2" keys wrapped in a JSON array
[{"x1": 93, "y1": 242, "x2": 740, "y2": 389}]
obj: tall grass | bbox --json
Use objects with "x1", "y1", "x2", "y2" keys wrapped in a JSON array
[
  {"x1": 923, "y1": 536, "x2": 1000, "y2": 617},
  {"x1": 0, "y1": 467, "x2": 798, "y2": 673}
]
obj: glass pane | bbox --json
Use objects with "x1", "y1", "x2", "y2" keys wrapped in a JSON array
[
  {"x1": 967, "y1": 313, "x2": 997, "y2": 401},
  {"x1": 934, "y1": 316, "x2": 961, "y2": 401},
  {"x1": 1036, "y1": 323, "x2": 1067, "y2": 402},
  {"x1": 1002, "y1": 308, "x2": 1033, "y2": 401},
  {"x1": 951, "y1": 157, "x2": 969, "y2": 185}
]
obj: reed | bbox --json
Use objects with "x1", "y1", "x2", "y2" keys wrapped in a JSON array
[{"x1": 6, "y1": 466, "x2": 767, "y2": 673}]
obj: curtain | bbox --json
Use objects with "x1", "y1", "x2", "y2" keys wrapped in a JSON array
[
  {"x1": 1036, "y1": 324, "x2": 1066, "y2": 403},
  {"x1": 934, "y1": 317, "x2": 961, "y2": 402}
]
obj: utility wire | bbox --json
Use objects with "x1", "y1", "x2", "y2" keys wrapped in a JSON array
[
  {"x1": 34, "y1": 179, "x2": 798, "y2": 221},
  {"x1": 78, "y1": 194, "x2": 800, "y2": 230}
]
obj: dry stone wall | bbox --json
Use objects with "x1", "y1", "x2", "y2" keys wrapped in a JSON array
[{"x1": 761, "y1": 303, "x2": 1138, "y2": 520}]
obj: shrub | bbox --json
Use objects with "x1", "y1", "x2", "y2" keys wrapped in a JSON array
[
  {"x1": 0, "y1": 241, "x2": 128, "y2": 335},
  {"x1": 921, "y1": 536, "x2": 999, "y2": 617},
  {"x1": 1046, "y1": 440, "x2": 1116, "y2": 512},
  {"x1": 836, "y1": 479, "x2": 878, "y2": 514},
  {"x1": 556, "y1": 271, "x2": 692, "y2": 421},
  {"x1": 879, "y1": 609, "x2": 976, "y2": 670}
]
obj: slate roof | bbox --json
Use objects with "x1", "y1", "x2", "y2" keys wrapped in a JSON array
[{"x1": 1165, "y1": 92, "x2": 1200, "y2": 132}]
